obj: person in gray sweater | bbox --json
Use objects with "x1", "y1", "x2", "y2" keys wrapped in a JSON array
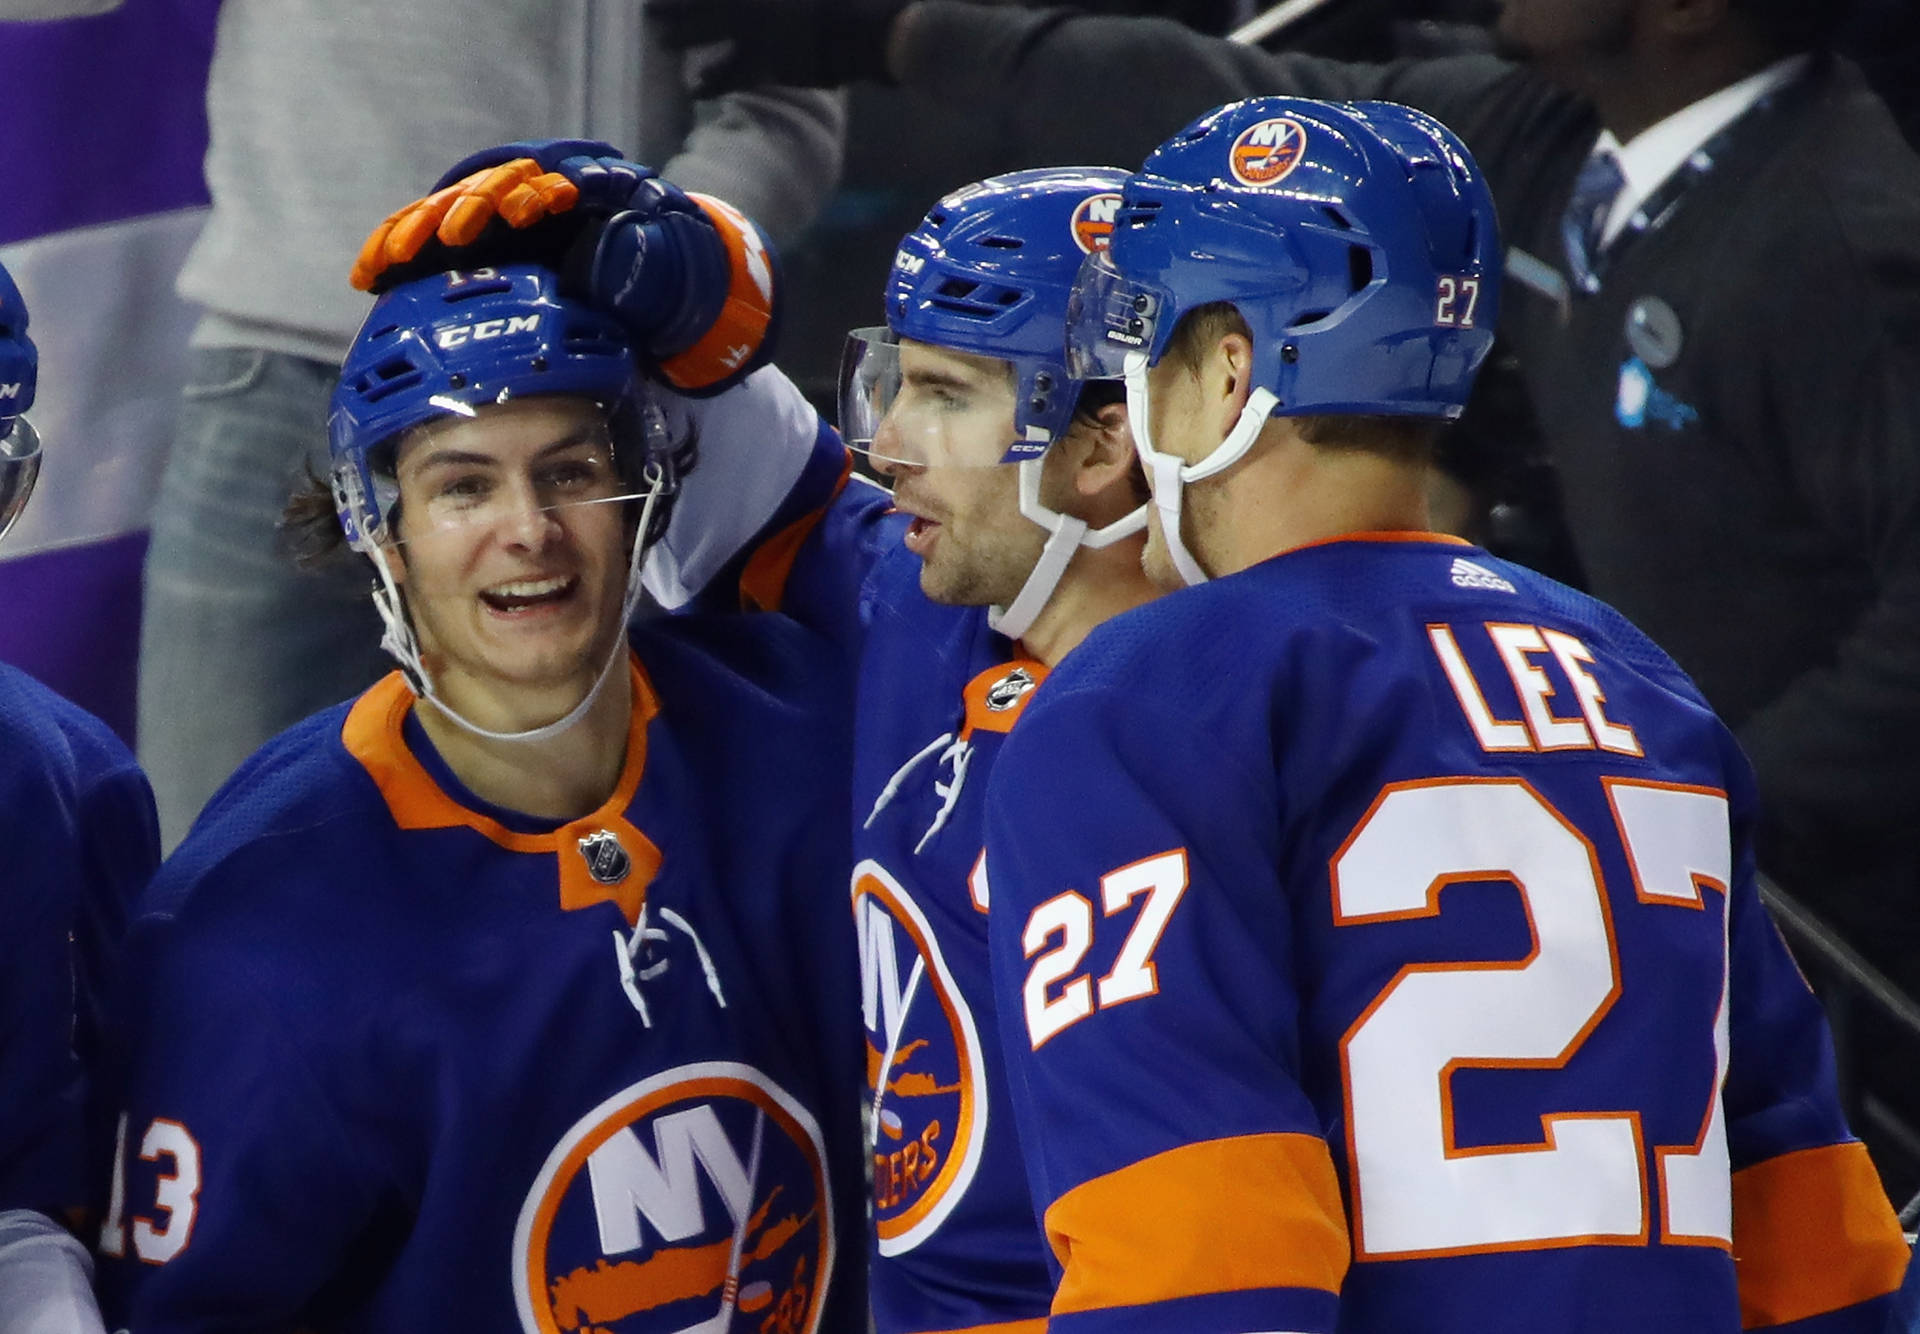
[{"x1": 138, "y1": 0, "x2": 846, "y2": 850}]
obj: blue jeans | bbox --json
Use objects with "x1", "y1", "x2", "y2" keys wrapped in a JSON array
[{"x1": 138, "y1": 347, "x2": 389, "y2": 849}]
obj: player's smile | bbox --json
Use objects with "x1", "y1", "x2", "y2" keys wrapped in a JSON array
[{"x1": 389, "y1": 395, "x2": 631, "y2": 726}]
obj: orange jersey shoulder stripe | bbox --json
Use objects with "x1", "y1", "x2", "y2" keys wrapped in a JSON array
[
  {"x1": 912, "y1": 1321, "x2": 1047, "y2": 1334},
  {"x1": 740, "y1": 451, "x2": 854, "y2": 613},
  {"x1": 1044, "y1": 1132, "x2": 1349, "y2": 1316},
  {"x1": 1731, "y1": 1140, "x2": 1907, "y2": 1328}
]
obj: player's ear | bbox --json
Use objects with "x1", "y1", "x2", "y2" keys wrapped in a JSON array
[
  {"x1": 1076, "y1": 400, "x2": 1133, "y2": 485},
  {"x1": 1214, "y1": 330, "x2": 1256, "y2": 441}
]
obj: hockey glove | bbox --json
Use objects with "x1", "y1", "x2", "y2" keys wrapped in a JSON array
[
  {"x1": 0, "y1": 263, "x2": 35, "y2": 431},
  {"x1": 644, "y1": 0, "x2": 910, "y2": 94},
  {"x1": 350, "y1": 141, "x2": 780, "y2": 394}
]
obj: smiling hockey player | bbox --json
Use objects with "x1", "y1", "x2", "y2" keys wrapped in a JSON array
[{"x1": 95, "y1": 258, "x2": 868, "y2": 1333}]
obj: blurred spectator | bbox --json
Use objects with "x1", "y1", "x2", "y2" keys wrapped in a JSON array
[
  {"x1": 135, "y1": 2, "x2": 846, "y2": 850},
  {"x1": 652, "y1": 0, "x2": 1920, "y2": 1186}
]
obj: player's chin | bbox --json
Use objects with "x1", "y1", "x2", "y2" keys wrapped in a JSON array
[{"x1": 1140, "y1": 527, "x2": 1183, "y2": 592}]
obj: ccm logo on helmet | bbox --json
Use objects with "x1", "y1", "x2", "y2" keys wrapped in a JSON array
[
  {"x1": 1071, "y1": 193, "x2": 1122, "y2": 255},
  {"x1": 434, "y1": 314, "x2": 540, "y2": 351},
  {"x1": 894, "y1": 250, "x2": 927, "y2": 276},
  {"x1": 1230, "y1": 117, "x2": 1309, "y2": 188}
]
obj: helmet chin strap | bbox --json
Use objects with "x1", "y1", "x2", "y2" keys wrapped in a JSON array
[
  {"x1": 988, "y1": 454, "x2": 1147, "y2": 642},
  {"x1": 1123, "y1": 351, "x2": 1279, "y2": 588},
  {"x1": 366, "y1": 470, "x2": 666, "y2": 744}
]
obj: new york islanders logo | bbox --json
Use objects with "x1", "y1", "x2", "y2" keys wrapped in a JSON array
[
  {"x1": 1070, "y1": 192, "x2": 1123, "y2": 255},
  {"x1": 513, "y1": 1063, "x2": 833, "y2": 1334},
  {"x1": 853, "y1": 860, "x2": 988, "y2": 1255},
  {"x1": 1229, "y1": 117, "x2": 1309, "y2": 187}
]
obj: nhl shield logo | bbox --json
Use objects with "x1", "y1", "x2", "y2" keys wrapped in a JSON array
[
  {"x1": 580, "y1": 830, "x2": 632, "y2": 886},
  {"x1": 984, "y1": 668, "x2": 1036, "y2": 713}
]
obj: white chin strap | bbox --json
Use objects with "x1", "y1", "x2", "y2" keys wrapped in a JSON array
[
  {"x1": 987, "y1": 455, "x2": 1147, "y2": 642},
  {"x1": 365, "y1": 469, "x2": 666, "y2": 744},
  {"x1": 1124, "y1": 351, "x2": 1280, "y2": 588}
]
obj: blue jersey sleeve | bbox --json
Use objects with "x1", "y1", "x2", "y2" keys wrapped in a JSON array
[
  {"x1": 1717, "y1": 773, "x2": 1909, "y2": 1331},
  {"x1": 983, "y1": 680, "x2": 1349, "y2": 1334},
  {"x1": 96, "y1": 905, "x2": 386, "y2": 1328},
  {"x1": 0, "y1": 672, "x2": 156, "y2": 1221}
]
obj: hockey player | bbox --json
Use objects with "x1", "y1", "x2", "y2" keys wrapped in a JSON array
[
  {"x1": 352, "y1": 147, "x2": 1159, "y2": 1331},
  {"x1": 94, "y1": 261, "x2": 868, "y2": 1332},
  {"x1": 977, "y1": 96, "x2": 1911, "y2": 1333},
  {"x1": 0, "y1": 260, "x2": 159, "y2": 1333}
]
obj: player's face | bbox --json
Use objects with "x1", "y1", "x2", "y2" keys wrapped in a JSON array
[
  {"x1": 386, "y1": 395, "x2": 630, "y2": 719},
  {"x1": 871, "y1": 341, "x2": 1046, "y2": 606}
]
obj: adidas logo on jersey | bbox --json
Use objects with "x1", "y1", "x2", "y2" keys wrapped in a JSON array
[{"x1": 1451, "y1": 557, "x2": 1516, "y2": 594}]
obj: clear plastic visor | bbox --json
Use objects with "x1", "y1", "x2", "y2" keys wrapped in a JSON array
[
  {"x1": 344, "y1": 402, "x2": 663, "y2": 550},
  {"x1": 837, "y1": 327, "x2": 1024, "y2": 471},
  {"x1": 1065, "y1": 250, "x2": 1171, "y2": 381},
  {"x1": 0, "y1": 416, "x2": 42, "y2": 542}
]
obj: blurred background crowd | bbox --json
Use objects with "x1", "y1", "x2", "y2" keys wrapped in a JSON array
[{"x1": 3, "y1": 0, "x2": 1920, "y2": 1203}]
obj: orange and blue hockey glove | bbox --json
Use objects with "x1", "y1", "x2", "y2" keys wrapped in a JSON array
[{"x1": 351, "y1": 140, "x2": 780, "y2": 395}]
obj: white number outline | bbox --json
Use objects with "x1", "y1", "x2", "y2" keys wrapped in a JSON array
[
  {"x1": 1022, "y1": 891, "x2": 1096, "y2": 1049},
  {"x1": 1436, "y1": 275, "x2": 1483, "y2": 328},
  {"x1": 1021, "y1": 850, "x2": 1192, "y2": 1048},
  {"x1": 1335, "y1": 776, "x2": 1732, "y2": 1259},
  {"x1": 102, "y1": 1114, "x2": 203, "y2": 1265}
]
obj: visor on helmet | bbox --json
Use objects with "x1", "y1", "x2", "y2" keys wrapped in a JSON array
[
  {"x1": 0, "y1": 416, "x2": 41, "y2": 542},
  {"x1": 1065, "y1": 250, "x2": 1175, "y2": 382},
  {"x1": 837, "y1": 327, "x2": 1039, "y2": 471}
]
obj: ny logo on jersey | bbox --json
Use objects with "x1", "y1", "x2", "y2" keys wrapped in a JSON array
[
  {"x1": 853, "y1": 861, "x2": 988, "y2": 1255},
  {"x1": 514, "y1": 1063, "x2": 833, "y2": 1334}
]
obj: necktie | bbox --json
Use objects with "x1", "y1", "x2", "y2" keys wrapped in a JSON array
[{"x1": 1561, "y1": 150, "x2": 1626, "y2": 295}]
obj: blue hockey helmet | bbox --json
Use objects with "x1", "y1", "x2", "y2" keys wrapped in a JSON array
[
  {"x1": 0, "y1": 260, "x2": 40, "y2": 542},
  {"x1": 840, "y1": 166, "x2": 1130, "y2": 467},
  {"x1": 327, "y1": 264, "x2": 654, "y2": 552},
  {"x1": 1067, "y1": 97, "x2": 1500, "y2": 420}
]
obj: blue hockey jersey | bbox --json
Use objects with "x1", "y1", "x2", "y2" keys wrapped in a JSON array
[
  {"x1": 981, "y1": 535, "x2": 1910, "y2": 1334},
  {"x1": 96, "y1": 615, "x2": 866, "y2": 1333},
  {"x1": 706, "y1": 398, "x2": 1062, "y2": 1334},
  {"x1": 0, "y1": 662, "x2": 156, "y2": 1221}
]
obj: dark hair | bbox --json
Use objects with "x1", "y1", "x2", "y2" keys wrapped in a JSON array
[
  {"x1": 1730, "y1": 0, "x2": 1855, "y2": 53},
  {"x1": 1163, "y1": 302, "x2": 1440, "y2": 466},
  {"x1": 279, "y1": 462, "x2": 356, "y2": 569}
]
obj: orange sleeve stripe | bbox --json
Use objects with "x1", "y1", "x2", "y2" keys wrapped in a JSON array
[
  {"x1": 1732, "y1": 1140, "x2": 1908, "y2": 1328},
  {"x1": 1044, "y1": 1132, "x2": 1350, "y2": 1316},
  {"x1": 739, "y1": 452, "x2": 854, "y2": 613},
  {"x1": 914, "y1": 1321, "x2": 1047, "y2": 1334},
  {"x1": 660, "y1": 194, "x2": 776, "y2": 392}
]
